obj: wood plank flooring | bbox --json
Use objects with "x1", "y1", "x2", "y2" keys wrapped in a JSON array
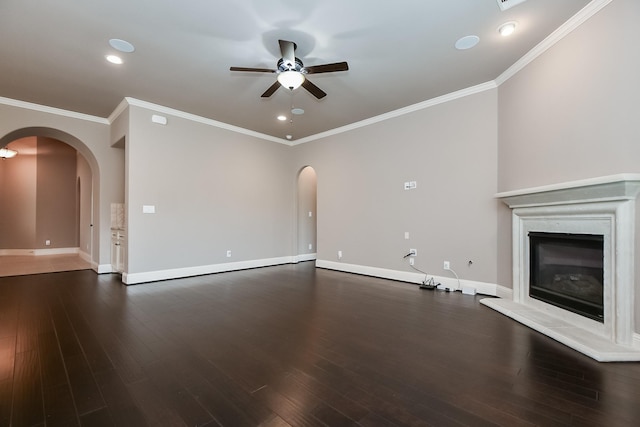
[{"x1": 1, "y1": 262, "x2": 640, "y2": 426}]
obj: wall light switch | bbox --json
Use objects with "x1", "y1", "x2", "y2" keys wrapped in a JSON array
[
  {"x1": 308, "y1": 211, "x2": 313, "y2": 217},
  {"x1": 308, "y1": 243, "x2": 313, "y2": 250},
  {"x1": 404, "y1": 232, "x2": 410, "y2": 239},
  {"x1": 142, "y1": 205, "x2": 156, "y2": 214}
]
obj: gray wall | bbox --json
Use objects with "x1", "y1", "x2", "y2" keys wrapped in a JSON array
[
  {"x1": 125, "y1": 105, "x2": 295, "y2": 274},
  {"x1": 498, "y1": 0, "x2": 640, "y2": 192},
  {"x1": 496, "y1": 0, "x2": 640, "y2": 288},
  {"x1": 293, "y1": 90, "x2": 499, "y2": 285}
]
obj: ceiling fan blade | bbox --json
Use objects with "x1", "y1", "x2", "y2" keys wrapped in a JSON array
[
  {"x1": 261, "y1": 81, "x2": 281, "y2": 98},
  {"x1": 230, "y1": 66, "x2": 276, "y2": 73},
  {"x1": 278, "y1": 40, "x2": 296, "y2": 67},
  {"x1": 304, "y1": 61, "x2": 349, "y2": 74},
  {"x1": 302, "y1": 79, "x2": 326, "y2": 99}
]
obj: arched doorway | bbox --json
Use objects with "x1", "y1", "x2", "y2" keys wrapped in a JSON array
[
  {"x1": 296, "y1": 166, "x2": 317, "y2": 262},
  {"x1": 0, "y1": 128, "x2": 99, "y2": 275}
]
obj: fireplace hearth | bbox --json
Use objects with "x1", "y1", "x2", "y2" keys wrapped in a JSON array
[{"x1": 485, "y1": 174, "x2": 640, "y2": 362}]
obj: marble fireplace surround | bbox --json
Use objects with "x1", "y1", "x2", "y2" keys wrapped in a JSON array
[{"x1": 484, "y1": 174, "x2": 640, "y2": 362}]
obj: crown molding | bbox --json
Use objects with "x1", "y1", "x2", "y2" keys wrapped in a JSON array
[
  {"x1": 0, "y1": 96, "x2": 109, "y2": 125},
  {"x1": 124, "y1": 98, "x2": 291, "y2": 146},
  {"x1": 495, "y1": 0, "x2": 613, "y2": 86},
  {"x1": 108, "y1": 98, "x2": 130, "y2": 124},
  {"x1": 290, "y1": 81, "x2": 497, "y2": 145}
]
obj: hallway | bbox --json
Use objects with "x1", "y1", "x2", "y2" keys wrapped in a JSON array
[{"x1": 0, "y1": 254, "x2": 92, "y2": 277}]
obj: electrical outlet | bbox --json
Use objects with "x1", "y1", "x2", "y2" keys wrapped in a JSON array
[
  {"x1": 226, "y1": 250, "x2": 232, "y2": 257},
  {"x1": 308, "y1": 243, "x2": 313, "y2": 250},
  {"x1": 409, "y1": 258, "x2": 415, "y2": 266},
  {"x1": 338, "y1": 250, "x2": 342, "y2": 260},
  {"x1": 443, "y1": 261, "x2": 450, "y2": 270},
  {"x1": 409, "y1": 248, "x2": 417, "y2": 256},
  {"x1": 45, "y1": 240, "x2": 51, "y2": 246}
]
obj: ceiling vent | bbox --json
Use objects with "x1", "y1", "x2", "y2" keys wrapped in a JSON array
[{"x1": 497, "y1": 0, "x2": 527, "y2": 11}]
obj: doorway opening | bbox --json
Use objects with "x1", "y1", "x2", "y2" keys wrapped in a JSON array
[{"x1": 296, "y1": 166, "x2": 317, "y2": 262}]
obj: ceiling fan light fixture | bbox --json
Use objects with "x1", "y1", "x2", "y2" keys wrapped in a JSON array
[
  {"x1": 0, "y1": 147, "x2": 18, "y2": 159},
  {"x1": 277, "y1": 71, "x2": 305, "y2": 90}
]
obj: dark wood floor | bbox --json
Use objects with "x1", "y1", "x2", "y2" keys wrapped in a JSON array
[{"x1": 1, "y1": 263, "x2": 640, "y2": 426}]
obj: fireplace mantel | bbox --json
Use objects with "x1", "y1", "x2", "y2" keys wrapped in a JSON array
[
  {"x1": 484, "y1": 174, "x2": 640, "y2": 362},
  {"x1": 496, "y1": 173, "x2": 640, "y2": 208}
]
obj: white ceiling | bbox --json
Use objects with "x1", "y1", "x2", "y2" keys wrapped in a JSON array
[{"x1": 0, "y1": 0, "x2": 592, "y2": 141}]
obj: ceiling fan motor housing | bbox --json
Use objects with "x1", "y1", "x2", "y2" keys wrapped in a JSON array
[{"x1": 277, "y1": 57, "x2": 305, "y2": 73}]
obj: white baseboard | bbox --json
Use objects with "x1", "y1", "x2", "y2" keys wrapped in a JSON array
[
  {"x1": 122, "y1": 256, "x2": 296, "y2": 285},
  {"x1": 294, "y1": 253, "x2": 317, "y2": 263},
  {"x1": 315, "y1": 260, "x2": 501, "y2": 296},
  {"x1": 117, "y1": 256, "x2": 508, "y2": 298},
  {"x1": 96, "y1": 264, "x2": 113, "y2": 274},
  {"x1": 0, "y1": 247, "x2": 79, "y2": 256},
  {"x1": 316, "y1": 260, "x2": 425, "y2": 284}
]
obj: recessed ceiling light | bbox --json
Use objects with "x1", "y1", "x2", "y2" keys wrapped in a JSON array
[
  {"x1": 455, "y1": 35, "x2": 480, "y2": 50},
  {"x1": 277, "y1": 115, "x2": 287, "y2": 121},
  {"x1": 106, "y1": 55, "x2": 123, "y2": 64},
  {"x1": 498, "y1": 21, "x2": 518, "y2": 37},
  {"x1": 109, "y1": 38, "x2": 135, "y2": 53},
  {"x1": 291, "y1": 108, "x2": 304, "y2": 115}
]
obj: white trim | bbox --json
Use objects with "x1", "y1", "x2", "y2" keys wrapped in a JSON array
[
  {"x1": 495, "y1": 0, "x2": 614, "y2": 86},
  {"x1": 96, "y1": 264, "x2": 113, "y2": 274},
  {"x1": 294, "y1": 253, "x2": 317, "y2": 263},
  {"x1": 315, "y1": 260, "x2": 499, "y2": 296},
  {"x1": 291, "y1": 82, "x2": 497, "y2": 145},
  {"x1": 108, "y1": 98, "x2": 130, "y2": 123},
  {"x1": 122, "y1": 256, "x2": 295, "y2": 285},
  {"x1": 0, "y1": 96, "x2": 109, "y2": 124},
  {"x1": 496, "y1": 173, "x2": 640, "y2": 200},
  {"x1": 124, "y1": 98, "x2": 290, "y2": 146},
  {"x1": 0, "y1": 247, "x2": 79, "y2": 256}
]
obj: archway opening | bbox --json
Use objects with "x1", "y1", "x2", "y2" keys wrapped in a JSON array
[{"x1": 0, "y1": 128, "x2": 99, "y2": 275}]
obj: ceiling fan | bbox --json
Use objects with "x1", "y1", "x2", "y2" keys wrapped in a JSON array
[{"x1": 230, "y1": 39, "x2": 349, "y2": 99}]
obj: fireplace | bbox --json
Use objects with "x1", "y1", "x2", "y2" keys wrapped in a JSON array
[
  {"x1": 529, "y1": 232, "x2": 604, "y2": 322},
  {"x1": 484, "y1": 174, "x2": 640, "y2": 361}
]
